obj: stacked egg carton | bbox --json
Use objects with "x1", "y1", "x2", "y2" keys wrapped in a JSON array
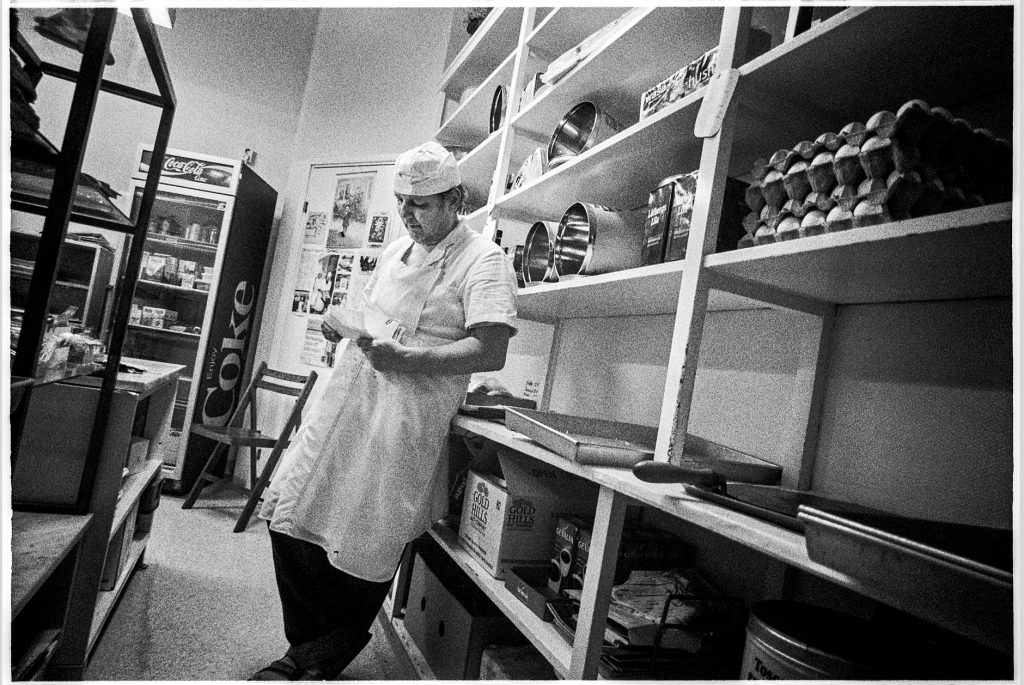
[{"x1": 738, "y1": 100, "x2": 1012, "y2": 248}]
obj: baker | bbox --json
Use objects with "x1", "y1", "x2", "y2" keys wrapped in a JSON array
[{"x1": 252, "y1": 141, "x2": 518, "y2": 680}]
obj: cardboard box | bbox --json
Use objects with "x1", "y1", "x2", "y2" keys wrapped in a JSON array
[
  {"x1": 458, "y1": 449, "x2": 596, "y2": 579},
  {"x1": 125, "y1": 436, "x2": 150, "y2": 475},
  {"x1": 503, "y1": 564, "x2": 559, "y2": 621},
  {"x1": 143, "y1": 254, "x2": 169, "y2": 281},
  {"x1": 663, "y1": 174, "x2": 749, "y2": 262},
  {"x1": 549, "y1": 516, "x2": 592, "y2": 594},
  {"x1": 403, "y1": 551, "x2": 518, "y2": 680},
  {"x1": 479, "y1": 644, "x2": 557, "y2": 680},
  {"x1": 643, "y1": 182, "x2": 674, "y2": 265}
]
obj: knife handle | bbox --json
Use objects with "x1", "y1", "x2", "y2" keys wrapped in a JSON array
[{"x1": 632, "y1": 461, "x2": 725, "y2": 489}]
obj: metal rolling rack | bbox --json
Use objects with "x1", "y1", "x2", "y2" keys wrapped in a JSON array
[
  {"x1": 9, "y1": 8, "x2": 176, "y2": 678},
  {"x1": 10, "y1": 8, "x2": 175, "y2": 512}
]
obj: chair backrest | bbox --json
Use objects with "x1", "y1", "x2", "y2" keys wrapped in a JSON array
[{"x1": 227, "y1": 361, "x2": 318, "y2": 441}]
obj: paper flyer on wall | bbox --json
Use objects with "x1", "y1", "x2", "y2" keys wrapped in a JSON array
[
  {"x1": 303, "y1": 211, "x2": 327, "y2": 247},
  {"x1": 300, "y1": 318, "x2": 339, "y2": 368}
]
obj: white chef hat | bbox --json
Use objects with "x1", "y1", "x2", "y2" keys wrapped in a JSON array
[{"x1": 393, "y1": 141, "x2": 461, "y2": 196}]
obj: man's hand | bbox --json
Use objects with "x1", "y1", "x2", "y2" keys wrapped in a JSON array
[
  {"x1": 321, "y1": 321, "x2": 342, "y2": 343},
  {"x1": 356, "y1": 337, "x2": 421, "y2": 373}
]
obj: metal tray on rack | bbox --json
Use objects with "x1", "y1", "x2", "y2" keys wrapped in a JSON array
[
  {"x1": 505, "y1": 408, "x2": 657, "y2": 467},
  {"x1": 798, "y1": 505, "x2": 1013, "y2": 649}
]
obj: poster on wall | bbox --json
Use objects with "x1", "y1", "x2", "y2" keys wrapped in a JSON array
[{"x1": 327, "y1": 172, "x2": 375, "y2": 249}]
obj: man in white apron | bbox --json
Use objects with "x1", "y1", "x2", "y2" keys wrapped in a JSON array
[{"x1": 251, "y1": 142, "x2": 517, "y2": 680}]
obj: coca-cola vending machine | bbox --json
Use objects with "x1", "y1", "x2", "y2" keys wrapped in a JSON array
[{"x1": 125, "y1": 145, "x2": 277, "y2": 493}]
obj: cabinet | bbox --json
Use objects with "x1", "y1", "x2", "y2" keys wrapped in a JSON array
[
  {"x1": 13, "y1": 360, "x2": 183, "y2": 677},
  {"x1": 10, "y1": 231, "x2": 115, "y2": 336},
  {"x1": 8, "y1": 7, "x2": 176, "y2": 679},
  {"x1": 415, "y1": 5, "x2": 1013, "y2": 679}
]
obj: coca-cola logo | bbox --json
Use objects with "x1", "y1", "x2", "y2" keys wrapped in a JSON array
[
  {"x1": 163, "y1": 157, "x2": 209, "y2": 180},
  {"x1": 153, "y1": 155, "x2": 233, "y2": 186}
]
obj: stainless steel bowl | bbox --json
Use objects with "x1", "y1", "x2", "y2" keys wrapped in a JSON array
[
  {"x1": 554, "y1": 202, "x2": 646, "y2": 277},
  {"x1": 547, "y1": 102, "x2": 622, "y2": 169},
  {"x1": 522, "y1": 221, "x2": 559, "y2": 284}
]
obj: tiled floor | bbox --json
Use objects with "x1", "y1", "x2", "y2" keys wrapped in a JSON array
[{"x1": 86, "y1": 484, "x2": 417, "y2": 681}]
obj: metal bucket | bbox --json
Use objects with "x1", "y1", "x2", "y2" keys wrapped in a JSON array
[
  {"x1": 547, "y1": 102, "x2": 622, "y2": 169},
  {"x1": 554, "y1": 202, "x2": 646, "y2": 277},
  {"x1": 740, "y1": 601, "x2": 898, "y2": 680},
  {"x1": 522, "y1": 221, "x2": 559, "y2": 284}
]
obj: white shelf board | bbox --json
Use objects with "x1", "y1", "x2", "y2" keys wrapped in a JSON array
[
  {"x1": 88, "y1": 533, "x2": 149, "y2": 654},
  {"x1": 526, "y1": 7, "x2": 634, "y2": 61},
  {"x1": 516, "y1": 260, "x2": 764, "y2": 324},
  {"x1": 438, "y1": 50, "x2": 517, "y2": 146},
  {"x1": 428, "y1": 521, "x2": 572, "y2": 678},
  {"x1": 451, "y1": 416, "x2": 823, "y2": 573},
  {"x1": 462, "y1": 206, "x2": 490, "y2": 234},
  {"x1": 496, "y1": 92, "x2": 705, "y2": 222},
  {"x1": 742, "y1": 6, "x2": 1013, "y2": 129},
  {"x1": 146, "y1": 234, "x2": 217, "y2": 254},
  {"x1": 512, "y1": 7, "x2": 722, "y2": 140},
  {"x1": 456, "y1": 130, "x2": 502, "y2": 209},
  {"x1": 128, "y1": 323, "x2": 201, "y2": 340},
  {"x1": 730, "y1": 6, "x2": 1014, "y2": 169},
  {"x1": 704, "y1": 203, "x2": 1012, "y2": 306},
  {"x1": 11, "y1": 512, "x2": 93, "y2": 618},
  {"x1": 440, "y1": 7, "x2": 524, "y2": 96},
  {"x1": 135, "y1": 279, "x2": 210, "y2": 300},
  {"x1": 451, "y1": 414, "x2": 1013, "y2": 649},
  {"x1": 110, "y1": 459, "x2": 162, "y2": 543}
]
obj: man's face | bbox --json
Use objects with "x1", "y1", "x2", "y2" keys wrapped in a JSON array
[{"x1": 395, "y1": 192, "x2": 456, "y2": 247}]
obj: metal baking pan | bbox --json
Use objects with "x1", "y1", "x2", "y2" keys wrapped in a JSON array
[
  {"x1": 799, "y1": 505, "x2": 1013, "y2": 652},
  {"x1": 505, "y1": 408, "x2": 657, "y2": 467}
]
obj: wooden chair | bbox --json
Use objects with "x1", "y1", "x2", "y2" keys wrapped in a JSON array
[{"x1": 181, "y1": 361, "x2": 318, "y2": 532}]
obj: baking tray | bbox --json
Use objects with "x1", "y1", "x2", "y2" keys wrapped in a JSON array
[
  {"x1": 505, "y1": 408, "x2": 657, "y2": 467},
  {"x1": 459, "y1": 391, "x2": 537, "y2": 422},
  {"x1": 799, "y1": 505, "x2": 1013, "y2": 650}
]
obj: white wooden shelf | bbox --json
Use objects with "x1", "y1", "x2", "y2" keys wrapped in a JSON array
[
  {"x1": 110, "y1": 459, "x2": 162, "y2": 543},
  {"x1": 88, "y1": 533, "x2": 149, "y2": 654},
  {"x1": 128, "y1": 323, "x2": 201, "y2": 340},
  {"x1": 145, "y1": 234, "x2": 217, "y2": 253},
  {"x1": 438, "y1": 50, "x2": 518, "y2": 147},
  {"x1": 526, "y1": 7, "x2": 634, "y2": 61},
  {"x1": 496, "y1": 90, "x2": 706, "y2": 222},
  {"x1": 456, "y1": 130, "x2": 503, "y2": 212},
  {"x1": 428, "y1": 521, "x2": 572, "y2": 678},
  {"x1": 11, "y1": 512, "x2": 93, "y2": 618},
  {"x1": 135, "y1": 279, "x2": 210, "y2": 300},
  {"x1": 451, "y1": 414, "x2": 1009, "y2": 650},
  {"x1": 744, "y1": 7, "x2": 1012, "y2": 132},
  {"x1": 512, "y1": 7, "x2": 722, "y2": 140},
  {"x1": 516, "y1": 259, "x2": 763, "y2": 323},
  {"x1": 704, "y1": 203, "x2": 1012, "y2": 306},
  {"x1": 440, "y1": 7, "x2": 525, "y2": 96}
]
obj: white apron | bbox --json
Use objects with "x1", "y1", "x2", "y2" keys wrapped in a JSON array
[{"x1": 260, "y1": 229, "x2": 472, "y2": 582}]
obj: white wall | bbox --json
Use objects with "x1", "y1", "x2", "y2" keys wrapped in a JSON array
[
  {"x1": 255, "y1": 7, "x2": 453, "y2": 379},
  {"x1": 29, "y1": 8, "x2": 319, "y2": 206}
]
